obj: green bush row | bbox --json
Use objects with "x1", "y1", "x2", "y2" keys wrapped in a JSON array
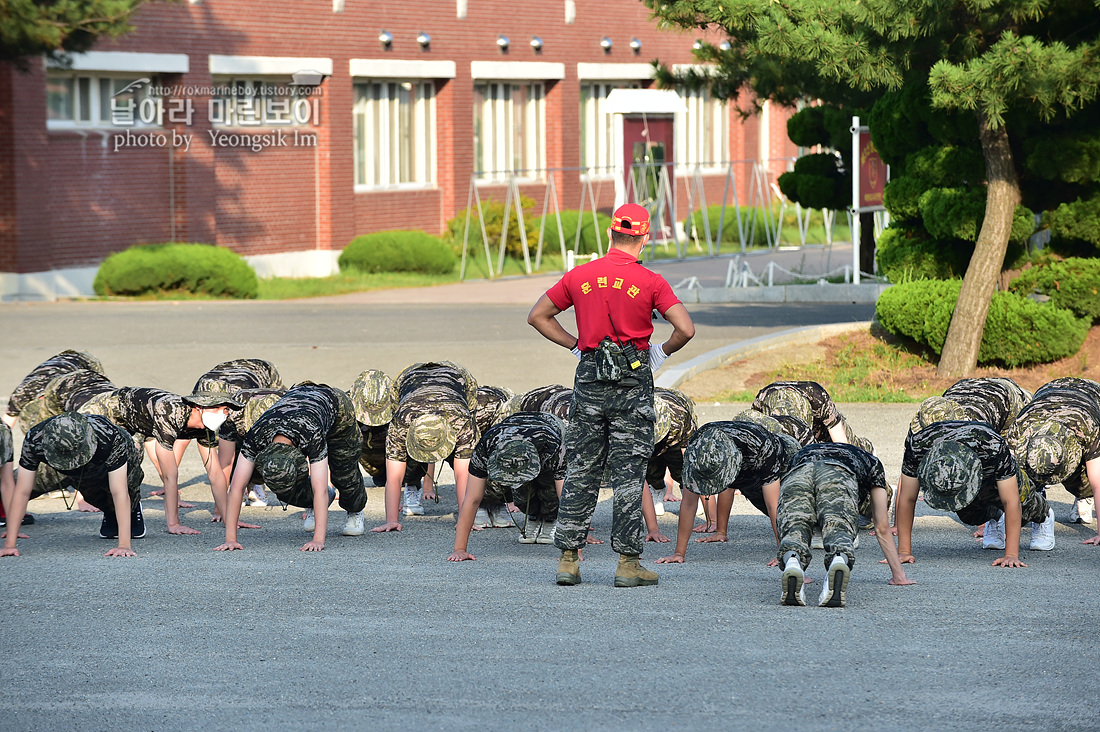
[
  {"x1": 338, "y1": 231, "x2": 455, "y2": 275},
  {"x1": 93, "y1": 243, "x2": 258, "y2": 298},
  {"x1": 876, "y1": 279, "x2": 1089, "y2": 367},
  {"x1": 1008, "y1": 257, "x2": 1100, "y2": 322}
]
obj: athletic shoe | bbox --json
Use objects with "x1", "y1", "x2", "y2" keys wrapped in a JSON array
[
  {"x1": 473, "y1": 507, "x2": 491, "y2": 528},
  {"x1": 652, "y1": 486, "x2": 665, "y2": 516},
  {"x1": 981, "y1": 515, "x2": 1006, "y2": 550},
  {"x1": 403, "y1": 488, "x2": 424, "y2": 516},
  {"x1": 1029, "y1": 508, "x2": 1056, "y2": 551},
  {"x1": 342, "y1": 510, "x2": 365, "y2": 536},
  {"x1": 0, "y1": 513, "x2": 35, "y2": 527},
  {"x1": 853, "y1": 533, "x2": 860, "y2": 549},
  {"x1": 488, "y1": 506, "x2": 513, "y2": 528},
  {"x1": 1070, "y1": 497, "x2": 1094, "y2": 524},
  {"x1": 302, "y1": 509, "x2": 316, "y2": 532},
  {"x1": 247, "y1": 485, "x2": 268, "y2": 507},
  {"x1": 518, "y1": 518, "x2": 539, "y2": 544},
  {"x1": 780, "y1": 555, "x2": 806, "y2": 606},
  {"x1": 819, "y1": 555, "x2": 850, "y2": 608},
  {"x1": 536, "y1": 522, "x2": 556, "y2": 545},
  {"x1": 99, "y1": 511, "x2": 119, "y2": 539},
  {"x1": 131, "y1": 502, "x2": 146, "y2": 539}
]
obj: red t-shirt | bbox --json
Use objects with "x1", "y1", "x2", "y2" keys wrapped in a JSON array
[{"x1": 545, "y1": 248, "x2": 681, "y2": 351}]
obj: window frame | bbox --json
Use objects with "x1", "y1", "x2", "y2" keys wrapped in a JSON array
[
  {"x1": 473, "y1": 80, "x2": 546, "y2": 183},
  {"x1": 676, "y1": 86, "x2": 730, "y2": 172},
  {"x1": 45, "y1": 71, "x2": 161, "y2": 130},
  {"x1": 579, "y1": 80, "x2": 643, "y2": 179},
  {"x1": 352, "y1": 78, "x2": 437, "y2": 191}
]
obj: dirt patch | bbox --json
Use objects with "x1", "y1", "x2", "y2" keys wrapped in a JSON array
[{"x1": 679, "y1": 325, "x2": 1100, "y2": 402}]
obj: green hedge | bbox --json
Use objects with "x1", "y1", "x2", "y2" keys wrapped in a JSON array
[
  {"x1": 532, "y1": 209, "x2": 613, "y2": 256},
  {"x1": 875, "y1": 228, "x2": 970, "y2": 283},
  {"x1": 94, "y1": 243, "x2": 258, "y2": 298},
  {"x1": 339, "y1": 231, "x2": 454, "y2": 275},
  {"x1": 684, "y1": 205, "x2": 763, "y2": 247},
  {"x1": 1009, "y1": 257, "x2": 1100, "y2": 322},
  {"x1": 876, "y1": 279, "x2": 1088, "y2": 367},
  {"x1": 443, "y1": 196, "x2": 540, "y2": 259}
]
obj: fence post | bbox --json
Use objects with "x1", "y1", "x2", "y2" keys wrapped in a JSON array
[{"x1": 767, "y1": 261, "x2": 774, "y2": 287}]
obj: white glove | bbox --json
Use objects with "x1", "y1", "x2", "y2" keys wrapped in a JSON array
[
  {"x1": 649, "y1": 344, "x2": 668, "y2": 372},
  {"x1": 571, "y1": 346, "x2": 583, "y2": 360}
]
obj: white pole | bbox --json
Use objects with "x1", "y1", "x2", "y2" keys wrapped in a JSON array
[{"x1": 851, "y1": 115, "x2": 862, "y2": 285}]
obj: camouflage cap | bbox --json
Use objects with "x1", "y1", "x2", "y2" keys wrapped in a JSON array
[
  {"x1": 41, "y1": 412, "x2": 97, "y2": 471},
  {"x1": 760, "y1": 388, "x2": 813, "y2": 426},
  {"x1": 775, "y1": 433, "x2": 802, "y2": 464},
  {"x1": 682, "y1": 429, "x2": 743, "y2": 496},
  {"x1": 543, "y1": 389, "x2": 574, "y2": 421},
  {"x1": 487, "y1": 439, "x2": 541, "y2": 485},
  {"x1": 653, "y1": 393, "x2": 673, "y2": 444},
  {"x1": 407, "y1": 413, "x2": 456, "y2": 463},
  {"x1": 1025, "y1": 423, "x2": 1082, "y2": 485},
  {"x1": 350, "y1": 369, "x2": 395, "y2": 426},
  {"x1": 242, "y1": 391, "x2": 286, "y2": 433},
  {"x1": 0, "y1": 422, "x2": 14, "y2": 465},
  {"x1": 60, "y1": 349, "x2": 105, "y2": 375},
  {"x1": 910, "y1": 396, "x2": 966, "y2": 434},
  {"x1": 17, "y1": 397, "x2": 54, "y2": 434},
  {"x1": 255, "y1": 442, "x2": 309, "y2": 495},
  {"x1": 771, "y1": 414, "x2": 812, "y2": 446},
  {"x1": 183, "y1": 380, "x2": 245, "y2": 409},
  {"x1": 917, "y1": 440, "x2": 982, "y2": 512}
]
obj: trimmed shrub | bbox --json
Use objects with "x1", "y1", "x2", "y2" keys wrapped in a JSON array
[
  {"x1": 443, "y1": 196, "x2": 540, "y2": 258},
  {"x1": 684, "y1": 205, "x2": 767, "y2": 247},
  {"x1": 338, "y1": 231, "x2": 455, "y2": 274},
  {"x1": 532, "y1": 209, "x2": 613, "y2": 256},
  {"x1": 876, "y1": 279, "x2": 1088, "y2": 367},
  {"x1": 1009, "y1": 257, "x2": 1100, "y2": 322},
  {"x1": 94, "y1": 243, "x2": 258, "y2": 298},
  {"x1": 875, "y1": 228, "x2": 970, "y2": 283}
]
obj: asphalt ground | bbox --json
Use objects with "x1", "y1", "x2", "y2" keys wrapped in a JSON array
[{"x1": 0, "y1": 270, "x2": 1096, "y2": 731}]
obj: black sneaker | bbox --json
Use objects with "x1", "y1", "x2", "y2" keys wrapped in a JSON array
[
  {"x1": 131, "y1": 502, "x2": 146, "y2": 539},
  {"x1": 99, "y1": 511, "x2": 119, "y2": 539},
  {"x1": 0, "y1": 512, "x2": 33, "y2": 527}
]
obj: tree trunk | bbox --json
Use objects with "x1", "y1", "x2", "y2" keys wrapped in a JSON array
[{"x1": 935, "y1": 110, "x2": 1021, "y2": 378}]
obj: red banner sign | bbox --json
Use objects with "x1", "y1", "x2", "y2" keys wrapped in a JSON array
[{"x1": 858, "y1": 132, "x2": 887, "y2": 209}]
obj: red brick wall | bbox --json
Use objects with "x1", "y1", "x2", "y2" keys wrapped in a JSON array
[{"x1": 2, "y1": 0, "x2": 796, "y2": 274}]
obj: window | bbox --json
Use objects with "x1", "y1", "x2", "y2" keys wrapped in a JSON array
[
  {"x1": 473, "y1": 81, "x2": 544, "y2": 181},
  {"x1": 579, "y1": 81, "x2": 641, "y2": 176},
  {"x1": 211, "y1": 78, "x2": 316, "y2": 127},
  {"x1": 353, "y1": 80, "x2": 435, "y2": 188},
  {"x1": 46, "y1": 72, "x2": 159, "y2": 127},
  {"x1": 679, "y1": 87, "x2": 729, "y2": 168}
]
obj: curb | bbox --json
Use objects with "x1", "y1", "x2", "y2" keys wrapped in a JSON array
[
  {"x1": 656, "y1": 321, "x2": 872, "y2": 389},
  {"x1": 672, "y1": 283, "x2": 889, "y2": 304}
]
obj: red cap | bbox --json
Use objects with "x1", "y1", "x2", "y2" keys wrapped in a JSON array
[{"x1": 610, "y1": 203, "x2": 650, "y2": 236}]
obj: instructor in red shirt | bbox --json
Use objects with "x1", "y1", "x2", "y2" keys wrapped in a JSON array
[{"x1": 528, "y1": 203, "x2": 695, "y2": 587}]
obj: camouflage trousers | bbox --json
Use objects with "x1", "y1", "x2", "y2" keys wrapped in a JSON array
[
  {"x1": 485, "y1": 474, "x2": 559, "y2": 521},
  {"x1": 30, "y1": 447, "x2": 144, "y2": 516},
  {"x1": 554, "y1": 357, "x2": 655, "y2": 555},
  {"x1": 777, "y1": 460, "x2": 858, "y2": 571},
  {"x1": 955, "y1": 470, "x2": 1049, "y2": 526},
  {"x1": 1056, "y1": 464, "x2": 1092, "y2": 501},
  {"x1": 646, "y1": 446, "x2": 685, "y2": 488}
]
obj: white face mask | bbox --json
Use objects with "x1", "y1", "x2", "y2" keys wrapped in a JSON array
[{"x1": 201, "y1": 411, "x2": 228, "y2": 431}]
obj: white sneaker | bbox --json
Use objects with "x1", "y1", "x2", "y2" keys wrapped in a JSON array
[
  {"x1": 488, "y1": 506, "x2": 514, "y2": 528},
  {"x1": 982, "y1": 514, "x2": 1006, "y2": 550},
  {"x1": 302, "y1": 509, "x2": 315, "y2": 532},
  {"x1": 518, "y1": 517, "x2": 539, "y2": 544},
  {"x1": 474, "y1": 507, "x2": 491, "y2": 528},
  {"x1": 403, "y1": 488, "x2": 424, "y2": 516},
  {"x1": 1029, "y1": 508, "x2": 1056, "y2": 551},
  {"x1": 535, "y1": 521, "x2": 556, "y2": 545},
  {"x1": 1070, "y1": 497, "x2": 1094, "y2": 524},
  {"x1": 247, "y1": 485, "x2": 268, "y2": 507},
  {"x1": 819, "y1": 555, "x2": 850, "y2": 608},
  {"x1": 781, "y1": 555, "x2": 806, "y2": 606},
  {"x1": 652, "y1": 486, "x2": 665, "y2": 516},
  {"x1": 342, "y1": 510, "x2": 365, "y2": 536}
]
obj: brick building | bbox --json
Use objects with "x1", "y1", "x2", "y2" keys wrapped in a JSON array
[{"x1": 0, "y1": 0, "x2": 798, "y2": 299}]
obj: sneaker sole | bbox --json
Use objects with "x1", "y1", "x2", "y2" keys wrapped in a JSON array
[
  {"x1": 518, "y1": 535, "x2": 538, "y2": 544},
  {"x1": 820, "y1": 564, "x2": 850, "y2": 608},
  {"x1": 613, "y1": 576, "x2": 658, "y2": 587},
  {"x1": 555, "y1": 572, "x2": 581, "y2": 586},
  {"x1": 781, "y1": 566, "x2": 806, "y2": 606},
  {"x1": 982, "y1": 540, "x2": 1006, "y2": 550},
  {"x1": 404, "y1": 508, "x2": 424, "y2": 516},
  {"x1": 534, "y1": 536, "x2": 555, "y2": 545}
]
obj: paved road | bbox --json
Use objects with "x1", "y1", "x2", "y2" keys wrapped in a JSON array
[{"x1": 0, "y1": 280, "x2": 1096, "y2": 731}]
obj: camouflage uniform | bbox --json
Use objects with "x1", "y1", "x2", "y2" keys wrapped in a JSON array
[
  {"x1": 681, "y1": 420, "x2": 789, "y2": 515},
  {"x1": 502, "y1": 384, "x2": 573, "y2": 422},
  {"x1": 647, "y1": 388, "x2": 697, "y2": 487},
  {"x1": 0, "y1": 423, "x2": 12, "y2": 466},
  {"x1": 241, "y1": 383, "x2": 365, "y2": 512},
  {"x1": 18, "y1": 414, "x2": 142, "y2": 513},
  {"x1": 469, "y1": 412, "x2": 566, "y2": 519},
  {"x1": 752, "y1": 380, "x2": 873, "y2": 453},
  {"x1": 911, "y1": 378, "x2": 1031, "y2": 435},
  {"x1": 733, "y1": 409, "x2": 813, "y2": 448},
  {"x1": 778, "y1": 443, "x2": 887, "y2": 570},
  {"x1": 385, "y1": 362, "x2": 479, "y2": 464},
  {"x1": 1004, "y1": 378, "x2": 1100, "y2": 500},
  {"x1": 193, "y1": 360, "x2": 284, "y2": 444},
  {"x1": 475, "y1": 385, "x2": 515, "y2": 436},
  {"x1": 5, "y1": 350, "x2": 103, "y2": 420},
  {"x1": 44, "y1": 369, "x2": 116, "y2": 416},
  {"x1": 904, "y1": 421, "x2": 1048, "y2": 525},
  {"x1": 554, "y1": 355, "x2": 655, "y2": 555}
]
